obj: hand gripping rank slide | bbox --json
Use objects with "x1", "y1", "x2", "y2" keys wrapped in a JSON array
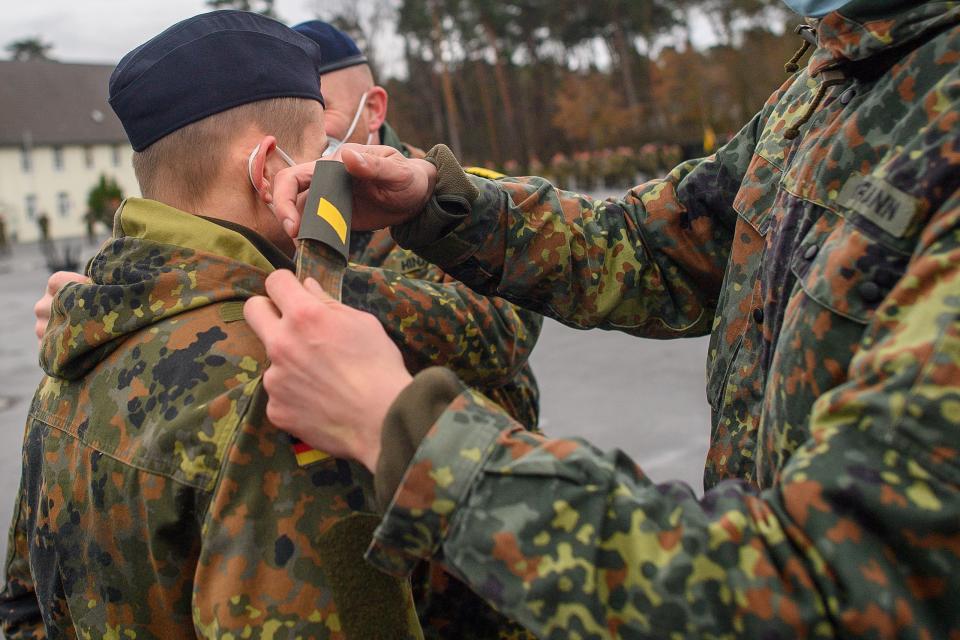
[
  {"x1": 293, "y1": 161, "x2": 352, "y2": 295},
  {"x1": 289, "y1": 163, "x2": 425, "y2": 639},
  {"x1": 289, "y1": 161, "x2": 351, "y2": 469}
]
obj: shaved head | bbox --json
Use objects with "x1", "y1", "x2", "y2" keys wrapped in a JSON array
[
  {"x1": 320, "y1": 64, "x2": 388, "y2": 146},
  {"x1": 324, "y1": 64, "x2": 375, "y2": 101}
]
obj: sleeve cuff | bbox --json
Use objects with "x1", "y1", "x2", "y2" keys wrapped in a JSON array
[
  {"x1": 365, "y1": 388, "x2": 513, "y2": 577},
  {"x1": 391, "y1": 145, "x2": 492, "y2": 266},
  {"x1": 374, "y1": 366, "x2": 465, "y2": 511}
]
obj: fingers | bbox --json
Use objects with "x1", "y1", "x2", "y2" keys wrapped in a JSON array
[
  {"x1": 48, "y1": 271, "x2": 89, "y2": 294},
  {"x1": 272, "y1": 161, "x2": 319, "y2": 237},
  {"x1": 243, "y1": 295, "x2": 281, "y2": 343},
  {"x1": 262, "y1": 269, "x2": 321, "y2": 317},
  {"x1": 33, "y1": 295, "x2": 51, "y2": 326},
  {"x1": 248, "y1": 272, "x2": 340, "y2": 342},
  {"x1": 341, "y1": 145, "x2": 405, "y2": 185},
  {"x1": 34, "y1": 316, "x2": 47, "y2": 345},
  {"x1": 36, "y1": 271, "x2": 89, "y2": 344},
  {"x1": 340, "y1": 147, "x2": 375, "y2": 179}
]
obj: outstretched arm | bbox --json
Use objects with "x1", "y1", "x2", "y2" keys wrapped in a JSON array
[
  {"x1": 365, "y1": 187, "x2": 960, "y2": 638},
  {"x1": 343, "y1": 264, "x2": 541, "y2": 392},
  {"x1": 247, "y1": 181, "x2": 960, "y2": 636},
  {"x1": 271, "y1": 82, "x2": 794, "y2": 337}
]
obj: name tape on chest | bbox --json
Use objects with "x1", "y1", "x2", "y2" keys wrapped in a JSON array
[{"x1": 837, "y1": 175, "x2": 919, "y2": 238}]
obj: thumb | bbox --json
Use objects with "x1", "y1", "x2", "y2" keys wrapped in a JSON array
[{"x1": 341, "y1": 147, "x2": 378, "y2": 181}]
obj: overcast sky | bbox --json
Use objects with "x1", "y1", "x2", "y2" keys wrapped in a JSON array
[
  {"x1": 7, "y1": 0, "x2": 329, "y2": 65},
  {"x1": 7, "y1": 1, "x2": 727, "y2": 75}
]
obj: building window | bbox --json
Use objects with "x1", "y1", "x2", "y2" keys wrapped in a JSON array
[
  {"x1": 84, "y1": 146, "x2": 94, "y2": 169},
  {"x1": 20, "y1": 147, "x2": 32, "y2": 173},
  {"x1": 112, "y1": 145, "x2": 122, "y2": 167},
  {"x1": 57, "y1": 192, "x2": 71, "y2": 218},
  {"x1": 25, "y1": 194, "x2": 37, "y2": 219},
  {"x1": 53, "y1": 146, "x2": 64, "y2": 171}
]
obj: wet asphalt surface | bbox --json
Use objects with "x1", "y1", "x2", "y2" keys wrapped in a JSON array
[{"x1": 0, "y1": 233, "x2": 712, "y2": 600}]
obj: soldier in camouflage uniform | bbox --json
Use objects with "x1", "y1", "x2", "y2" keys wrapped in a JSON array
[
  {"x1": 291, "y1": 19, "x2": 541, "y2": 429},
  {"x1": 293, "y1": 21, "x2": 540, "y2": 638},
  {"x1": 0, "y1": 11, "x2": 540, "y2": 640},
  {"x1": 251, "y1": 1, "x2": 960, "y2": 637}
]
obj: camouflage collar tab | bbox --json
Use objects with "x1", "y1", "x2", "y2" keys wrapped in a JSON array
[
  {"x1": 808, "y1": 2, "x2": 959, "y2": 75},
  {"x1": 117, "y1": 198, "x2": 276, "y2": 273}
]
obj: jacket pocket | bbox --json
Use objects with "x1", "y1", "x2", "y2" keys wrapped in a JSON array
[
  {"x1": 733, "y1": 153, "x2": 782, "y2": 236},
  {"x1": 791, "y1": 219, "x2": 910, "y2": 325},
  {"x1": 760, "y1": 218, "x2": 910, "y2": 477},
  {"x1": 708, "y1": 333, "x2": 745, "y2": 411}
]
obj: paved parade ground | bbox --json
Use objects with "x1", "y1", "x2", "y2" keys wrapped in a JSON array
[{"x1": 0, "y1": 236, "x2": 711, "y2": 573}]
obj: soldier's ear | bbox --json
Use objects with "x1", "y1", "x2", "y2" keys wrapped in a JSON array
[
  {"x1": 365, "y1": 86, "x2": 388, "y2": 133},
  {"x1": 250, "y1": 136, "x2": 279, "y2": 203}
]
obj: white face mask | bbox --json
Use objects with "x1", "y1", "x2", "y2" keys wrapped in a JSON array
[
  {"x1": 321, "y1": 90, "x2": 372, "y2": 158},
  {"x1": 247, "y1": 142, "x2": 296, "y2": 213}
]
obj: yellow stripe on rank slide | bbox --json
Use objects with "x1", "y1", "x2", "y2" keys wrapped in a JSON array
[{"x1": 317, "y1": 197, "x2": 348, "y2": 244}]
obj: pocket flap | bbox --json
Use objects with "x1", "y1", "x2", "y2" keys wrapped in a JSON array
[
  {"x1": 791, "y1": 222, "x2": 909, "y2": 324},
  {"x1": 733, "y1": 154, "x2": 781, "y2": 236}
]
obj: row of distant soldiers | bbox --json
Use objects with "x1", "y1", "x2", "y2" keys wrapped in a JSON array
[{"x1": 0, "y1": 211, "x2": 104, "y2": 255}]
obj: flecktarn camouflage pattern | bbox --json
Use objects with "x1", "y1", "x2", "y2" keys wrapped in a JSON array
[
  {"x1": 372, "y1": 4, "x2": 960, "y2": 638},
  {"x1": 0, "y1": 193, "x2": 542, "y2": 638},
  {"x1": 0, "y1": 199, "x2": 424, "y2": 639},
  {"x1": 348, "y1": 228, "x2": 541, "y2": 430},
  {"x1": 368, "y1": 123, "x2": 542, "y2": 430},
  {"x1": 357, "y1": 125, "x2": 542, "y2": 640}
]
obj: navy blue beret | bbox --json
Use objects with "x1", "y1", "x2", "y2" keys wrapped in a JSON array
[
  {"x1": 292, "y1": 21, "x2": 368, "y2": 75},
  {"x1": 109, "y1": 10, "x2": 325, "y2": 151}
]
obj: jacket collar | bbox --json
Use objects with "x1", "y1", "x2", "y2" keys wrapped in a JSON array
[{"x1": 116, "y1": 198, "x2": 281, "y2": 272}]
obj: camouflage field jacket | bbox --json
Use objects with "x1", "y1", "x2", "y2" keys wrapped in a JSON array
[
  {"x1": 370, "y1": 4, "x2": 960, "y2": 638},
  {"x1": 356, "y1": 125, "x2": 541, "y2": 638},
  {"x1": 356, "y1": 123, "x2": 541, "y2": 429},
  {"x1": 0, "y1": 198, "x2": 538, "y2": 638}
]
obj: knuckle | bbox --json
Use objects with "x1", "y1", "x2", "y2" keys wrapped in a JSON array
[
  {"x1": 33, "y1": 297, "x2": 48, "y2": 316},
  {"x1": 267, "y1": 337, "x2": 293, "y2": 366},
  {"x1": 265, "y1": 401, "x2": 287, "y2": 428},
  {"x1": 262, "y1": 363, "x2": 284, "y2": 391},
  {"x1": 360, "y1": 311, "x2": 383, "y2": 332},
  {"x1": 262, "y1": 365, "x2": 276, "y2": 387},
  {"x1": 265, "y1": 402, "x2": 297, "y2": 432},
  {"x1": 288, "y1": 304, "x2": 318, "y2": 330}
]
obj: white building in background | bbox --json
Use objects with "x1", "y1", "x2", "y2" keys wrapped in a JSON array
[{"x1": 0, "y1": 60, "x2": 140, "y2": 243}]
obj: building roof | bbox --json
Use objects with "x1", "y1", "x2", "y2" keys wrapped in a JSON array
[{"x1": 0, "y1": 60, "x2": 128, "y2": 147}]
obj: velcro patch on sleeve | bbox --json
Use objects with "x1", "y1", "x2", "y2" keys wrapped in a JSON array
[{"x1": 837, "y1": 174, "x2": 919, "y2": 238}]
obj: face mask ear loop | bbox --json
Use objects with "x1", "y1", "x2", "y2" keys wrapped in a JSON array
[
  {"x1": 249, "y1": 142, "x2": 296, "y2": 213},
  {"x1": 341, "y1": 90, "x2": 370, "y2": 147},
  {"x1": 274, "y1": 146, "x2": 296, "y2": 167},
  {"x1": 247, "y1": 143, "x2": 262, "y2": 191}
]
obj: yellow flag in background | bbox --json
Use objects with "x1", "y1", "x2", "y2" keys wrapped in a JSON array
[{"x1": 703, "y1": 124, "x2": 717, "y2": 154}]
